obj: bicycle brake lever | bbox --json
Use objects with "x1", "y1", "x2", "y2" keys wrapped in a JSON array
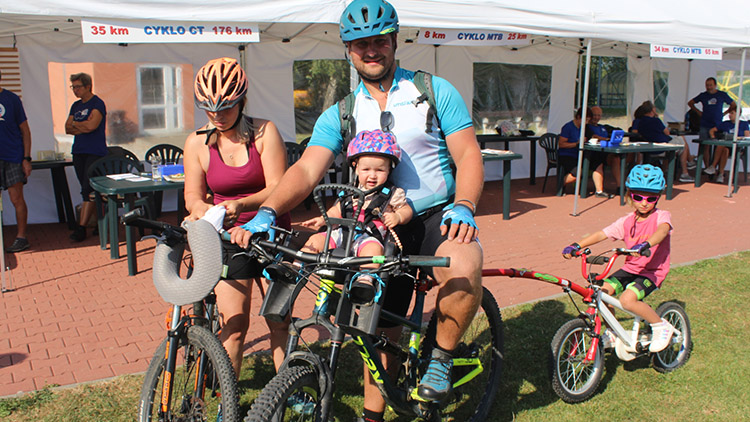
[{"x1": 141, "y1": 234, "x2": 166, "y2": 243}]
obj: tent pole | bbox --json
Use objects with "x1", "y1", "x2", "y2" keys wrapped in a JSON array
[
  {"x1": 1, "y1": 195, "x2": 6, "y2": 292},
  {"x1": 572, "y1": 39, "x2": 593, "y2": 216},
  {"x1": 725, "y1": 48, "x2": 747, "y2": 198}
]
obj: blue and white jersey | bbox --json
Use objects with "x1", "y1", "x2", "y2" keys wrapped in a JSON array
[{"x1": 309, "y1": 67, "x2": 472, "y2": 215}]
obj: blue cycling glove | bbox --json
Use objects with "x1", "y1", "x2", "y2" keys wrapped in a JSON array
[
  {"x1": 633, "y1": 241, "x2": 651, "y2": 255},
  {"x1": 440, "y1": 203, "x2": 478, "y2": 231},
  {"x1": 562, "y1": 243, "x2": 581, "y2": 256},
  {"x1": 240, "y1": 206, "x2": 277, "y2": 241}
]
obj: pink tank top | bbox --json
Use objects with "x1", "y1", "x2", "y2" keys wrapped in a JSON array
[{"x1": 205, "y1": 135, "x2": 291, "y2": 229}]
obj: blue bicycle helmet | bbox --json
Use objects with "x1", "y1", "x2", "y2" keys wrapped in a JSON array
[
  {"x1": 340, "y1": 0, "x2": 399, "y2": 42},
  {"x1": 625, "y1": 164, "x2": 666, "y2": 193}
]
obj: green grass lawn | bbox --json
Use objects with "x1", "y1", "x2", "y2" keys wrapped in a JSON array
[{"x1": 4, "y1": 252, "x2": 750, "y2": 421}]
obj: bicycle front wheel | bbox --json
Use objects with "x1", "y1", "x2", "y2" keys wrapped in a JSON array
[
  {"x1": 550, "y1": 318, "x2": 604, "y2": 403},
  {"x1": 138, "y1": 325, "x2": 240, "y2": 422},
  {"x1": 421, "y1": 286, "x2": 504, "y2": 421},
  {"x1": 244, "y1": 365, "x2": 322, "y2": 422}
]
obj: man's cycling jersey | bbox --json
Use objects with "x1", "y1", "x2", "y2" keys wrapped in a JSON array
[{"x1": 309, "y1": 67, "x2": 472, "y2": 215}]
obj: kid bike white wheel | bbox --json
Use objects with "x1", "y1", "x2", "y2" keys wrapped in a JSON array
[
  {"x1": 549, "y1": 318, "x2": 605, "y2": 403},
  {"x1": 138, "y1": 325, "x2": 240, "y2": 422},
  {"x1": 651, "y1": 301, "x2": 693, "y2": 373},
  {"x1": 244, "y1": 365, "x2": 321, "y2": 422},
  {"x1": 420, "y1": 286, "x2": 504, "y2": 420}
]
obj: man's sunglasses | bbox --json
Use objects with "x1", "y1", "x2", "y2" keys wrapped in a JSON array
[
  {"x1": 630, "y1": 193, "x2": 659, "y2": 203},
  {"x1": 380, "y1": 110, "x2": 394, "y2": 133}
]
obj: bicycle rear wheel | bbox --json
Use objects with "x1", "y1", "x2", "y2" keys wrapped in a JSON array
[
  {"x1": 244, "y1": 365, "x2": 322, "y2": 422},
  {"x1": 421, "y1": 286, "x2": 504, "y2": 421},
  {"x1": 138, "y1": 325, "x2": 240, "y2": 422},
  {"x1": 549, "y1": 318, "x2": 604, "y2": 403},
  {"x1": 652, "y1": 301, "x2": 692, "y2": 373}
]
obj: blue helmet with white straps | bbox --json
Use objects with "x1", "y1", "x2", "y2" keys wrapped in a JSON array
[
  {"x1": 339, "y1": 0, "x2": 399, "y2": 42},
  {"x1": 626, "y1": 164, "x2": 666, "y2": 193}
]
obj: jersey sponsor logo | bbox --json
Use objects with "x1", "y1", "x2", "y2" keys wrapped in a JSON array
[
  {"x1": 0, "y1": 103, "x2": 5, "y2": 121},
  {"x1": 708, "y1": 98, "x2": 717, "y2": 105}
]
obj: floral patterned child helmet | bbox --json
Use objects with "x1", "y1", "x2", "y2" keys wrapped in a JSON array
[{"x1": 347, "y1": 129, "x2": 401, "y2": 168}]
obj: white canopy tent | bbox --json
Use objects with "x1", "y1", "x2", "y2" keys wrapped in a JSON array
[{"x1": 1, "y1": 0, "x2": 749, "y2": 225}]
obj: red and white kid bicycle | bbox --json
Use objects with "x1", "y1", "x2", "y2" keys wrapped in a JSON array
[{"x1": 483, "y1": 247, "x2": 692, "y2": 403}]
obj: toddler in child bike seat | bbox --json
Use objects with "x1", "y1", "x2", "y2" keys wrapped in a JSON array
[
  {"x1": 562, "y1": 164, "x2": 676, "y2": 353},
  {"x1": 301, "y1": 129, "x2": 414, "y2": 304}
]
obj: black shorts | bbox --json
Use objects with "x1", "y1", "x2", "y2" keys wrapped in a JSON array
[
  {"x1": 377, "y1": 205, "x2": 451, "y2": 328},
  {"x1": 605, "y1": 269, "x2": 658, "y2": 300},
  {"x1": 559, "y1": 152, "x2": 607, "y2": 176},
  {"x1": 221, "y1": 240, "x2": 265, "y2": 280},
  {"x1": 73, "y1": 153, "x2": 105, "y2": 202}
]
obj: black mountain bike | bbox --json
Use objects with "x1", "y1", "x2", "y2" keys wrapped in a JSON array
[{"x1": 243, "y1": 184, "x2": 504, "y2": 421}]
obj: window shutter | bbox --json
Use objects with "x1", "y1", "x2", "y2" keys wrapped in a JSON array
[{"x1": 0, "y1": 47, "x2": 22, "y2": 98}]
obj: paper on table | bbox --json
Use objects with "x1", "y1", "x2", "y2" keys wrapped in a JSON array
[
  {"x1": 126, "y1": 176, "x2": 151, "y2": 182},
  {"x1": 107, "y1": 173, "x2": 138, "y2": 180}
]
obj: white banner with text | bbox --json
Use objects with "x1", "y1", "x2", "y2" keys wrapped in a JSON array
[
  {"x1": 418, "y1": 28, "x2": 530, "y2": 46},
  {"x1": 650, "y1": 44, "x2": 722, "y2": 60},
  {"x1": 81, "y1": 19, "x2": 259, "y2": 43}
]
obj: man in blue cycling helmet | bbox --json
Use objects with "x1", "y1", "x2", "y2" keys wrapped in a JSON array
[{"x1": 231, "y1": 1, "x2": 485, "y2": 418}]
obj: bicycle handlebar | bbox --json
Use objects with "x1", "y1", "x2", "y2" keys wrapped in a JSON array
[
  {"x1": 578, "y1": 247, "x2": 651, "y2": 281},
  {"x1": 248, "y1": 236, "x2": 450, "y2": 269},
  {"x1": 121, "y1": 209, "x2": 223, "y2": 306}
]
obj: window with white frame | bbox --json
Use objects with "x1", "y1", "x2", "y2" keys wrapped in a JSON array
[{"x1": 137, "y1": 65, "x2": 183, "y2": 132}]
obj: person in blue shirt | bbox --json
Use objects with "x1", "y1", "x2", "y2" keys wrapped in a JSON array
[
  {"x1": 0, "y1": 70, "x2": 32, "y2": 252},
  {"x1": 558, "y1": 107, "x2": 611, "y2": 198},
  {"x1": 589, "y1": 106, "x2": 624, "y2": 187},
  {"x1": 632, "y1": 101, "x2": 694, "y2": 182},
  {"x1": 688, "y1": 77, "x2": 736, "y2": 167},
  {"x1": 706, "y1": 108, "x2": 750, "y2": 183},
  {"x1": 230, "y1": 1, "x2": 484, "y2": 419},
  {"x1": 65, "y1": 72, "x2": 107, "y2": 242}
]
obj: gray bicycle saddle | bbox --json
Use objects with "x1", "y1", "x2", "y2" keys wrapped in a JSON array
[{"x1": 152, "y1": 219, "x2": 223, "y2": 306}]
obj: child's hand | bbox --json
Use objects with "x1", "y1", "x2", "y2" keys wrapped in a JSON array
[
  {"x1": 382, "y1": 211, "x2": 401, "y2": 229},
  {"x1": 300, "y1": 216, "x2": 325, "y2": 231},
  {"x1": 562, "y1": 243, "x2": 581, "y2": 259},
  {"x1": 631, "y1": 241, "x2": 651, "y2": 256}
]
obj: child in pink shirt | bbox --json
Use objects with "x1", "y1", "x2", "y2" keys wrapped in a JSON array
[{"x1": 562, "y1": 164, "x2": 676, "y2": 352}]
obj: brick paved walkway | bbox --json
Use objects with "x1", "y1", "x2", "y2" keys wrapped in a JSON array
[{"x1": 1, "y1": 176, "x2": 748, "y2": 397}]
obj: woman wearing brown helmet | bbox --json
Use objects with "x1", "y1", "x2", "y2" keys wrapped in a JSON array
[{"x1": 183, "y1": 57, "x2": 290, "y2": 376}]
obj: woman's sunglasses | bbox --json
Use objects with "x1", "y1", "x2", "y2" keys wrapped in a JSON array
[
  {"x1": 380, "y1": 111, "x2": 394, "y2": 133},
  {"x1": 630, "y1": 193, "x2": 659, "y2": 203}
]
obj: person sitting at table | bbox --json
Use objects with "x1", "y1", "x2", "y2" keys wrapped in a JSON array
[
  {"x1": 558, "y1": 107, "x2": 611, "y2": 198},
  {"x1": 183, "y1": 57, "x2": 290, "y2": 377},
  {"x1": 706, "y1": 108, "x2": 750, "y2": 184},
  {"x1": 631, "y1": 101, "x2": 694, "y2": 183},
  {"x1": 588, "y1": 106, "x2": 625, "y2": 187}
]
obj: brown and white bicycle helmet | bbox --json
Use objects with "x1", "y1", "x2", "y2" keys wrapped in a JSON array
[{"x1": 194, "y1": 57, "x2": 247, "y2": 112}]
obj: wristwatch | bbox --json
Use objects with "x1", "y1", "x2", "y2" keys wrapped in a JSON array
[{"x1": 23, "y1": 156, "x2": 32, "y2": 162}]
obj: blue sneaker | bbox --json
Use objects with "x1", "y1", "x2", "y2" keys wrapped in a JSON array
[{"x1": 417, "y1": 347, "x2": 453, "y2": 402}]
